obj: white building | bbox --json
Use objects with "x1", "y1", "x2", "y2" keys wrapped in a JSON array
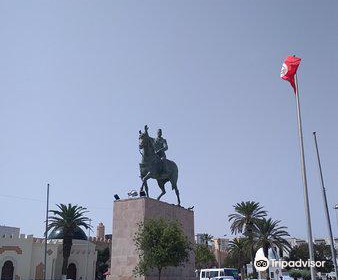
[
  {"x1": 0, "y1": 226, "x2": 97, "y2": 280},
  {"x1": 285, "y1": 237, "x2": 307, "y2": 248},
  {"x1": 0, "y1": 226, "x2": 20, "y2": 238},
  {"x1": 195, "y1": 233, "x2": 206, "y2": 245},
  {"x1": 211, "y1": 237, "x2": 229, "y2": 252}
]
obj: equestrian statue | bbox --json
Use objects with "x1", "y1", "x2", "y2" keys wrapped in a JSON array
[{"x1": 138, "y1": 125, "x2": 181, "y2": 205}]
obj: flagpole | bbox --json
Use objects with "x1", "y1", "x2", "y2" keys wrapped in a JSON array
[
  {"x1": 44, "y1": 183, "x2": 50, "y2": 280},
  {"x1": 294, "y1": 73, "x2": 316, "y2": 280},
  {"x1": 313, "y1": 132, "x2": 338, "y2": 280}
]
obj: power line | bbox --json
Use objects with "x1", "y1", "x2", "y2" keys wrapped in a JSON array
[
  {"x1": 0, "y1": 194, "x2": 44, "y2": 202},
  {"x1": 0, "y1": 193, "x2": 111, "y2": 210}
]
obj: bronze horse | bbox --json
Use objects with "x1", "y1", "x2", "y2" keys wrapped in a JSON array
[{"x1": 138, "y1": 128, "x2": 181, "y2": 205}]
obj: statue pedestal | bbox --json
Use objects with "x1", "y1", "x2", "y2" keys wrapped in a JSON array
[{"x1": 107, "y1": 197, "x2": 195, "y2": 280}]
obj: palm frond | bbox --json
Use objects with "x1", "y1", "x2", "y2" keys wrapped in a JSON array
[
  {"x1": 47, "y1": 203, "x2": 91, "y2": 234},
  {"x1": 253, "y1": 218, "x2": 291, "y2": 256},
  {"x1": 228, "y1": 201, "x2": 267, "y2": 234}
]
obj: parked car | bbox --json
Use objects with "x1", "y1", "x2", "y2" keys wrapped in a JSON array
[
  {"x1": 200, "y1": 268, "x2": 239, "y2": 280},
  {"x1": 210, "y1": 277, "x2": 235, "y2": 280}
]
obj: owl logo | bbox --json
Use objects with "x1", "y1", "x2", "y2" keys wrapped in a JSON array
[{"x1": 254, "y1": 256, "x2": 270, "y2": 271}]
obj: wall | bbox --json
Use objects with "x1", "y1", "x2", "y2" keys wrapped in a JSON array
[
  {"x1": 0, "y1": 234, "x2": 97, "y2": 280},
  {"x1": 108, "y1": 197, "x2": 195, "y2": 280}
]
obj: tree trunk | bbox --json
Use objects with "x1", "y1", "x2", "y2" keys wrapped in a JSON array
[
  {"x1": 249, "y1": 235, "x2": 257, "y2": 278},
  {"x1": 241, "y1": 266, "x2": 246, "y2": 280},
  {"x1": 263, "y1": 245, "x2": 270, "y2": 280},
  {"x1": 62, "y1": 236, "x2": 73, "y2": 277},
  {"x1": 158, "y1": 267, "x2": 162, "y2": 280},
  {"x1": 251, "y1": 244, "x2": 256, "y2": 276},
  {"x1": 238, "y1": 256, "x2": 245, "y2": 280},
  {"x1": 239, "y1": 257, "x2": 246, "y2": 280},
  {"x1": 246, "y1": 225, "x2": 257, "y2": 278}
]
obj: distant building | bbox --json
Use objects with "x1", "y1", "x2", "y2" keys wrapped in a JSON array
[
  {"x1": 0, "y1": 226, "x2": 20, "y2": 238},
  {"x1": 286, "y1": 237, "x2": 307, "y2": 247},
  {"x1": 211, "y1": 238, "x2": 229, "y2": 268},
  {"x1": 104, "y1": 234, "x2": 112, "y2": 240},
  {"x1": 282, "y1": 237, "x2": 338, "y2": 258},
  {"x1": 286, "y1": 237, "x2": 338, "y2": 248},
  {"x1": 282, "y1": 237, "x2": 307, "y2": 257},
  {"x1": 90, "y1": 223, "x2": 111, "y2": 274},
  {"x1": 90, "y1": 223, "x2": 111, "y2": 252},
  {"x1": 195, "y1": 233, "x2": 206, "y2": 245},
  {"x1": 0, "y1": 226, "x2": 97, "y2": 280},
  {"x1": 96, "y1": 223, "x2": 105, "y2": 240},
  {"x1": 211, "y1": 237, "x2": 229, "y2": 252},
  {"x1": 314, "y1": 238, "x2": 327, "y2": 245}
]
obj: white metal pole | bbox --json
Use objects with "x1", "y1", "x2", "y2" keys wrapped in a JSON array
[
  {"x1": 294, "y1": 73, "x2": 316, "y2": 280},
  {"x1": 295, "y1": 74, "x2": 316, "y2": 280},
  {"x1": 313, "y1": 132, "x2": 338, "y2": 280}
]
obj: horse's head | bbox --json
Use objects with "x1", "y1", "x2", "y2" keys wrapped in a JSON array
[
  {"x1": 139, "y1": 126, "x2": 156, "y2": 160},
  {"x1": 139, "y1": 129, "x2": 151, "y2": 150}
]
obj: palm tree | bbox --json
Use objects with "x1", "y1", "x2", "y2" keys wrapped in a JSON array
[
  {"x1": 201, "y1": 233, "x2": 214, "y2": 246},
  {"x1": 48, "y1": 204, "x2": 91, "y2": 280},
  {"x1": 228, "y1": 238, "x2": 249, "y2": 280},
  {"x1": 253, "y1": 218, "x2": 291, "y2": 279},
  {"x1": 228, "y1": 201, "x2": 267, "y2": 276}
]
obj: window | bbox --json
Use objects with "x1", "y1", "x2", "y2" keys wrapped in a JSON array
[
  {"x1": 210, "y1": 271, "x2": 218, "y2": 277},
  {"x1": 224, "y1": 269, "x2": 239, "y2": 278}
]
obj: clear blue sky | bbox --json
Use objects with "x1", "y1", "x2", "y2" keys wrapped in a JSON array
[{"x1": 1, "y1": 1, "x2": 338, "y2": 239}]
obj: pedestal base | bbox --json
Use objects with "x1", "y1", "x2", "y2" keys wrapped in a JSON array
[{"x1": 107, "y1": 197, "x2": 195, "y2": 280}]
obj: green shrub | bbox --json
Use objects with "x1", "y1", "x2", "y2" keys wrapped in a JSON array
[{"x1": 289, "y1": 269, "x2": 311, "y2": 280}]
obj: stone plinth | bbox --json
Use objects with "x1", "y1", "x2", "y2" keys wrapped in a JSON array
[{"x1": 107, "y1": 197, "x2": 195, "y2": 280}]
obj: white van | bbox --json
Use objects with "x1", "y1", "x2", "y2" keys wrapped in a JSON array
[{"x1": 200, "y1": 268, "x2": 239, "y2": 280}]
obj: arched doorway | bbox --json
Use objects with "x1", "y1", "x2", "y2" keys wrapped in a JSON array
[
  {"x1": 67, "y1": 263, "x2": 76, "y2": 280},
  {"x1": 1, "y1": 261, "x2": 14, "y2": 280}
]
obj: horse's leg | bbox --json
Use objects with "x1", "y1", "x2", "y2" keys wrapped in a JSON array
[
  {"x1": 140, "y1": 182, "x2": 149, "y2": 197},
  {"x1": 144, "y1": 181, "x2": 149, "y2": 197},
  {"x1": 157, "y1": 180, "x2": 166, "y2": 201},
  {"x1": 141, "y1": 172, "x2": 151, "y2": 197},
  {"x1": 140, "y1": 178, "x2": 144, "y2": 192},
  {"x1": 175, "y1": 187, "x2": 181, "y2": 206},
  {"x1": 140, "y1": 174, "x2": 145, "y2": 193},
  {"x1": 170, "y1": 178, "x2": 180, "y2": 206}
]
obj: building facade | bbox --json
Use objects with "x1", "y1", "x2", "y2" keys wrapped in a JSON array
[
  {"x1": 195, "y1": 234, "x2": 206, "y2": 245},
  {"x1": 211, "y1": 237, "x2": 229, "y2": 252},
  {"x1": 0, "y1": 226, "x2": 97, "y2": 280}
]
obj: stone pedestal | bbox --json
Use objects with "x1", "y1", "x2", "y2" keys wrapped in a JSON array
[{"x1": 107, "y1": 197, "x2": 195, "y2": 280}]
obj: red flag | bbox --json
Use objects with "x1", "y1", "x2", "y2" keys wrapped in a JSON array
[{"x1": 280, "y1": 55, "x2": 301, "y2": 93}]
